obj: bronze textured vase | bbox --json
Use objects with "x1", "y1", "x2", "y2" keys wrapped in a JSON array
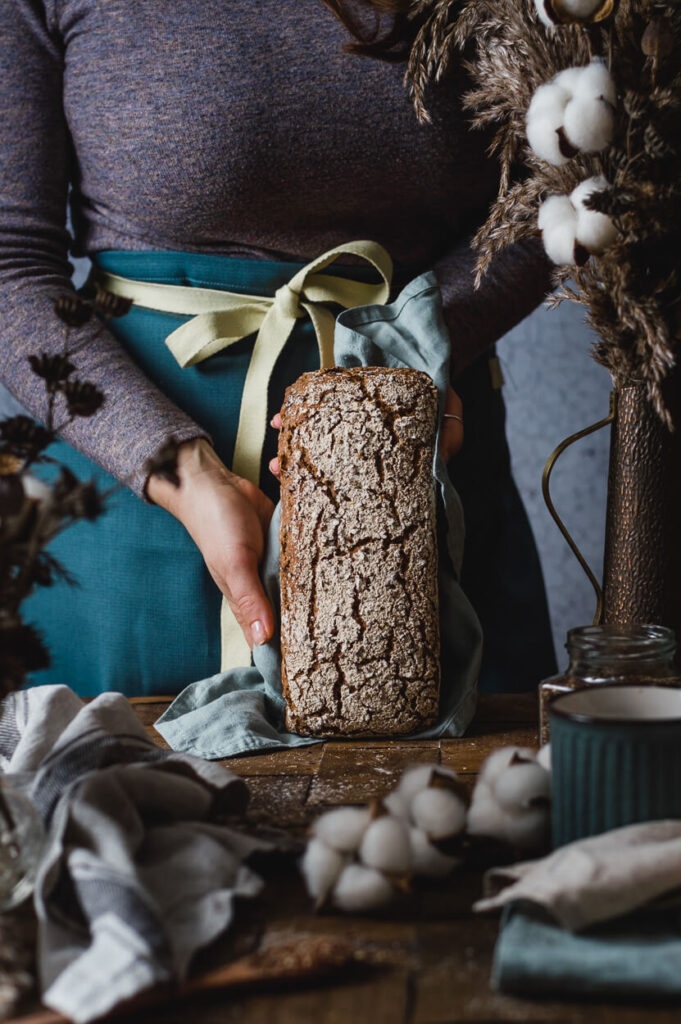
[{"x1": 602, "y1": 371, "x2": 681, "y2": 651}]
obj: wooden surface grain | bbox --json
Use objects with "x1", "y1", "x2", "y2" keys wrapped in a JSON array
[{"x1": 10, "y1": 692, "x2": 681, "y2": 1023}]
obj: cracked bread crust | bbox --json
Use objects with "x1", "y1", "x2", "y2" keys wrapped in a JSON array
[{"x1": 278, "y1": 366, "x2": 440, "y2": 737}]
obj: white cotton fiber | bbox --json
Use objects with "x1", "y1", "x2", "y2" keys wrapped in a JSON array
[
  {"x1": 571, "y1": 176, "x2": 618, "y2": 253},
  {"x1": 409, "y1": 827, "x2": 460, "y2": 878},
  {"x1": 313, "y1": 806, "x2": 371, "y2": 853},
  {"x1": 411, "y1": 787, "x2": 467, "y2": 840},
  {"x1": 301, "y1": 838, "x2": 346, "y2": 901},
  {"x1": 493, "y1": 761, "x2": 551, "y2": 813},
  {"x1": 543, "y1": 219, "x2": 579, "y2": 265},
  {"x1": 359, "y1": 816, "x2": 412, "y2": 875},
  {"x1": 332, "y1": 863, "x2": 394, "y2": 912},
  {"x1": 538, "y1": 194, "x2": 576, "y2": 232},
  {"x1": 563, "y1": 94, "x2": 615, "y2": 152}
]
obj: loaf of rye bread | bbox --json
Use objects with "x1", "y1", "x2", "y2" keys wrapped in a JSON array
[{"x1": 278, "y1": 366, "x2": 440, "y2": 737}]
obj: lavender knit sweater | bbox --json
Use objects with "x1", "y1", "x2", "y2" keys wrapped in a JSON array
[{"x1": 0, "y1": 0, "x2": 552, "y2": 497}]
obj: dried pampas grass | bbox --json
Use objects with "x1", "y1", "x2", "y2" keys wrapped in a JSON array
[{"x1": 405, "y1": 0, "x2": 681, "y2": 425}]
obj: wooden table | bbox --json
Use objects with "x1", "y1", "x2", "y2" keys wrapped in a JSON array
[{"x1": 10, "y1": 694, "x2": 681, "y2": 1023}]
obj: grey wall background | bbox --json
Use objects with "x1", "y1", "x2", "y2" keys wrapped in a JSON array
[
  {"x1": 6, "y1": 257, "x2": 610, "y2": 677},
  {"x1": 497, "y1": 298, "x2": 612, "y2": 670}
]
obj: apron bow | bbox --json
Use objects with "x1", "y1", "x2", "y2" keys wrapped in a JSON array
[{"x1": 92, "y1": 240, "x2": 393, "y2": 674}]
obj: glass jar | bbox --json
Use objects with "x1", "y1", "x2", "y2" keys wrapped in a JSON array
[{"x1": 539, "y1": 624, "x2": 681, "y2": 744}]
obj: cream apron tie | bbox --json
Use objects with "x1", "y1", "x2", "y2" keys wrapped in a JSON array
[{"x1": 93, "y1": 240, "x2": 393, "y2": 672}]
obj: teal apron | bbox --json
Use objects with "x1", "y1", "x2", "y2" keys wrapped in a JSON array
[{"x1": 24, "y1": 249, "x2": 555, "y2": 697}]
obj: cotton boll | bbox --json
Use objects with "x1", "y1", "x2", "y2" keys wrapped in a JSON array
[
  {"x1": 359, "y1": 816, "x2": 412, "y2": 875},
  {"x1": 313, "y1": 806, "x2": 371, "y2": 853},
  {"x1": 382, "y1": 789, "x2": 411, "y2": 820},
  {"x1": 409, "y1": 827, "x2": 460, "y2": 878},
  {"x1": 563, "y1": 95, "x2": 614, "y2": 153},
  {"x1": 572, "y1": 59, "x2": 616, "y2": 106},
  {"x1": 411, "y1": 787, "x2": 467, "y2": 841},
  {"x1": 528, "y1": 81, "x2": 572, "y2": 118},
  {"x1": 468, "y1": 795, "x2": 549, "y2": 851},
  {"x1": 576, "y1": 211, "x2": 618, "y2": 254},
  {"x1": 396, "y1": 763, "x2": 458, "y2": 804},
  {"x1": 493, "y1": 762, "x2": 551, "y2": 814},
  {"x1": 477, "y1": 747, "x2": 540, "y2": 787},
  {"x1": 537, "y1": 744, "x2": 551, "y2": 772},
  {"x1": 538, "y1": 194, "x2": 576, "y2": 233},
  {"x1": 554, "y1": 66, "x2": 588, "y2": 94},
  {"x1": 543, "y1": 219, "x2": 580, "y2": 266},
  {"x1": 526, "y1": 112, "x2": 569, "y2": 164},
  {"x1": 301, "y1": 838, "x2": 346, "y2": 902},
  {"x1": 466, "y1": 792, "x2": 503, "y2": 837},
  {"x1": 526, "y1": 84, "x2": 572, "y2": 164},
  {"x1": 571, "y1": 176, "x2": 618, "y2": 253},
  {"x1": 332, "y1": 863, "x2": 394, "y2": 913}
]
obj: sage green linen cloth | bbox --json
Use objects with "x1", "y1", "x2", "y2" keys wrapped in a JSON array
[
  {"x1": 478, "y1": 821, "x2": 681, "y2": 999},
  {"x1": 155, "y1": 272, "x2": 482, "y2": 758},
  {"x1": 493, "y1": 904, "x2": 681, "y2": 999}
]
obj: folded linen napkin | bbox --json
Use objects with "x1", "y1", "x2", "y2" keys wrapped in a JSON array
[
  {"x1": 475, "y1": 820, "x2": 681, "y2": 932},
  {"x1": 0, "y1": 685, "x2": 269, "y2": 1024},
  {"x1": 155, "y1": 272, "x2": 482, "y2": 759},
  {"x1": 492, "y1": 903, "x2": 681, "y2": 998}
]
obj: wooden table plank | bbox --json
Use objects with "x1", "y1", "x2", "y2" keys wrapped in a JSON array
[
  {"x1": 307, "y1": 743, "x2": 440, "y2": 807},
  {"x1": 440, "y1": 730, "x2": 539, "y2": 776},
  {"x1": 221, "y1": 745, "x2": 324, "y2": 777}
]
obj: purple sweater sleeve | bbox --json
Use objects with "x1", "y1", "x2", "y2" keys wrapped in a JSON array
[
  {"x1": 0, "y1": 0, "x2": 206, "y2": 498},
  {"x1": 433, "y1": 233, "x2": 554, "y2": 381}
]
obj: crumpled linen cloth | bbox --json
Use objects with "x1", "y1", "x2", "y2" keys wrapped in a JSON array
[
  {"x1": 475, "y1": 820, "x2": 681, "y2": 932},
  {"x1": 0, "y1": 685, "x2": 268, "y2": 1024},
  {"x1": 155, "y1": 271, "x2": 483, "y2": 759}
]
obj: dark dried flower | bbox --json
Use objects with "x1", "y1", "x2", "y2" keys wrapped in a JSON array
[
  {"x1": 0, "y1": 474, "x2": 24, "y2": 518},
  {"x1": 144, "y1": 440, "x2": 181, "y2": 489},
  {"x1": 31, "y1": 552, "x2": 77, "y2": 588},
  {"x1": 0, "y1": 619, "x2": 50, "y2": 695},
  {"x1": 27, "y1": 352, "x2": 76, "y2": 387},
  {"x1": 94, "y1": 287, "x2": 133, "y2": 319},
  {"x1": 642, "y1": 17, "x2": 675, "y2": 61},
  {"x1": 51, "y1": 466, "x2": 80, "y2": 502},
  {"x1": 0, "y1": 415, "x2": 52, "y2": 454},
  {"x1": 62, "y1": 379, "x2": 105, "y2": 418},
  {"x1": 70, "y1": 482, "x2": 104, "y2": 521},
  {"x1": 54, "y1": 294, "x2": 93, "y2": 328}
]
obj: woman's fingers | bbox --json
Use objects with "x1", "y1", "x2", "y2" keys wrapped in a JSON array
[
  {"x1": 269, "y1": 456, "x2": 281, "y2": 480},
  {"x1": 440, "y1": 386, "x2": 464, "y2": 462},
  {"x1": 270, "y1": 412, "x2": 282, "y2": 430}
]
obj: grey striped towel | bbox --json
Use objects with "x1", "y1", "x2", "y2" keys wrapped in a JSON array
[{"x1": 0, "y1": 685, "x2": 268, "y2": 1023}]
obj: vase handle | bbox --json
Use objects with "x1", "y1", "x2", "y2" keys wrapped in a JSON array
[{"x1": 542, "y1": 392, "x2": 616, "y2": 625}]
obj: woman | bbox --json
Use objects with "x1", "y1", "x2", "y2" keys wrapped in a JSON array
[{"x1": 0, "y1": 0, "x2": 556, "y2": 696}]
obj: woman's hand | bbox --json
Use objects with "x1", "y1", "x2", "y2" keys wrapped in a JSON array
[
  {"x1": 146, "y1": 438, "x2": 275, "y2": 649},
  {"x1": 267, "y1": 384, "x2": 464, "y2": 478}
]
